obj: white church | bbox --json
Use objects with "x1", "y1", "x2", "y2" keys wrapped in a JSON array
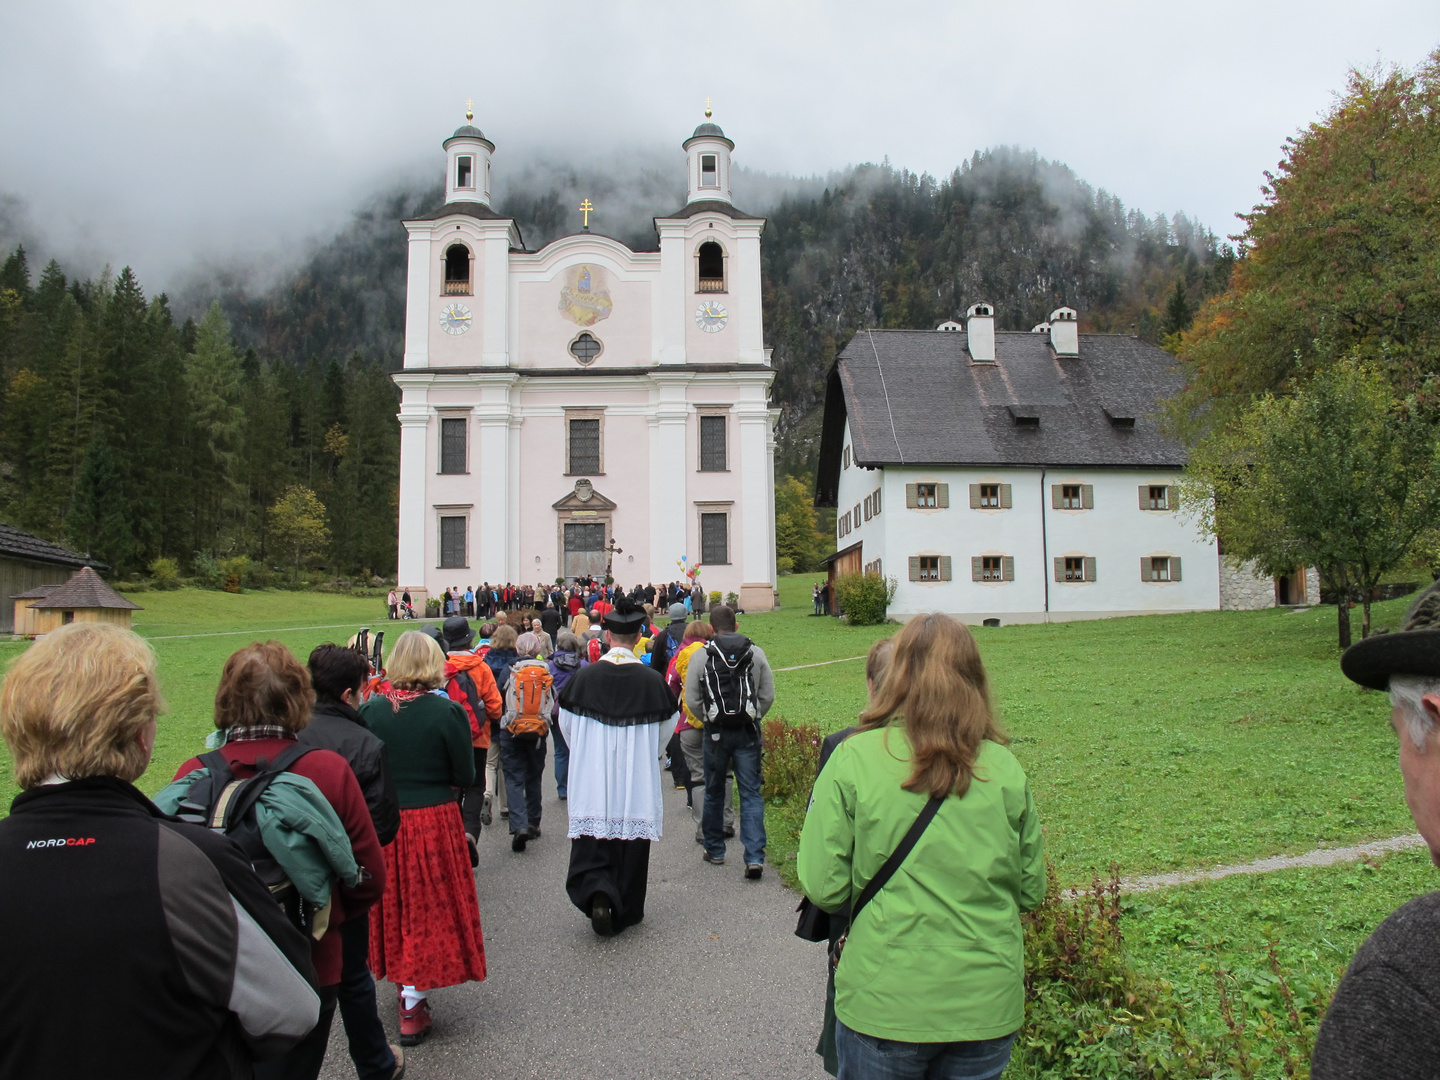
[{"x1": 394, "y1": 110, "x2": 779, "y2": 611}]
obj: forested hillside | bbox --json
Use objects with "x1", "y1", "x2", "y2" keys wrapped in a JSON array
[
  {"x1": 0, "y1": 254, "x2": 398, "y2": 578},
  {"x1": 0, "y1": 146, "x2": 1231, "y2": 577}
]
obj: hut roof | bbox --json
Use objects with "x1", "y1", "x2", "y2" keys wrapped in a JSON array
[
  {"x1": 0, "y1": 523, "x2": 93, "y2": 570},
  {"x1": 11, "y1": 585, "x2": 57, "y2": 600},
  {"x1": 29, "y1": 567, "x2": 141, "y2": 611}
]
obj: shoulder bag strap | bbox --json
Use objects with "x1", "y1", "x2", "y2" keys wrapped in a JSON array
[{"x1": 848, "y1": 794, "x2": 945, "y2": 929}]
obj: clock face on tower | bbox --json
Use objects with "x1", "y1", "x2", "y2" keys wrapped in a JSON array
[
  {"x1": 695, "y1": 299, "x2": 728, "y2": 333},
  {"x1": 439, "y1": 302, "x2": 472, "y2": 335}
]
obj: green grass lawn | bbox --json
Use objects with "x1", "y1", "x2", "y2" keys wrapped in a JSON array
[
  {"x1": 751, "y1": 576, "x2": 1415, "y2": 881},
  {"x1": 0, "y1": 588, "x2": 399, "y2": 808}
]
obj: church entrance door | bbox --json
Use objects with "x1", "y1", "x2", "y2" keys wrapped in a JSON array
[{"x1": 563, "y1": 522, "x2": 607, "y2": 581}]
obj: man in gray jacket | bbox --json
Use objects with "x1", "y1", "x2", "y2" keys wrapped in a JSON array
[{"x1": 684, "y1": 605, "x2": 776, "y2": 879}]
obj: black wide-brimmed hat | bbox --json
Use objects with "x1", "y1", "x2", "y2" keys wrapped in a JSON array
[
  {"x1": 442, "y1": 616, "x2": 475, "y2": 652},
  {"x1": 1340, "y1": 580, "x2": 1440, "y2": 691},
  {"x1": 602, "y1": 596, "x2": 648, "y2": 636}
]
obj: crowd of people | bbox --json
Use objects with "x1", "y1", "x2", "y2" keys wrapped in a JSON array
[
  {"x1": 386, "y1": 579, "x2": 709, "y2": 625},
  {"x1": 2, "y1": 578, "x2": 1438, "y2": 1079}
]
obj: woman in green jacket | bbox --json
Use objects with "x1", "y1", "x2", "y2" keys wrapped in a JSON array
[{"x1": 798, "y1": 613, "x2": 1045, "y2": 1080}]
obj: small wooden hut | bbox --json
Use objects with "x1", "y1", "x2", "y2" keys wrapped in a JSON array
[
  {"x1": 12, "y1": 584, "x2": 58, "y2": 637},
  {"x1": 0, "y1": 523, "x2": 95, "y2": 634},
  {"x1": 27, "y1": 567, "x2": 141, "y2": 634}
]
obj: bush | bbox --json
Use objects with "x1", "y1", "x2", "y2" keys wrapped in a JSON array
[
  {"x1": 777, "y1": 555, "x2": 795, "y2": 575},
  {"x1": 709, "y1": 590, "x2": 722, "y2": 605},
  {"x1": 218, "y1": 555, "x2": 252, "y2": 593},
  {"x1": 832, "y1": 571, "x2": 897, "y2": 625},
  {"x1": 425, "y1": 597, "x2": 441, "y2": 616},
  {"x1": 148, "y1": 557, "x2": 180, "y2": 590},
  {"x1": 193, "y1": 550, "x2": 222, "y2": 589},
  {"x1": 725, "y1": 591, "x2": 740, "y2": 608},
  {"x1": 760, "y1": 717, "x2": 822, "y2": 803}
]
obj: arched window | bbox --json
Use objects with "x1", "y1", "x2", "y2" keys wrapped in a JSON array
[
  {"x1": 444, "y1": 244, "x2": 471, "y2": 295},
  {"x1": 697, "y1": 241, "x2": 725, "y2": 293}
]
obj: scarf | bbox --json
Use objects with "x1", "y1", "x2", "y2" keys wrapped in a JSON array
[{"x1": 381, "y1": 687, "x2": 426, "y2": 712}]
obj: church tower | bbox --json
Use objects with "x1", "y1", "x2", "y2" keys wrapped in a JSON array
[
  {"x1": 443, "y1": 104, "x2": 494, "y2": 206},
  {"x1": 683, "y1": 104, "x2": 734, "y2": 205}
]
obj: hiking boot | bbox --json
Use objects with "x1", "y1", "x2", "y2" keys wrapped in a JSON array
[
  {"x1": 500, "y1": 808, "x2": 509, "y2": 818},
  {"x1": 723, "y1": 827, "x2": 736, "y2": 838},
  {"x1": 465, "y1": 834, "x2": 479, "y2": 868},
  {"x1": 388, "y1": 1045, "x2": 406, "y2": 1079},
  {"x1": 591, "y1": 897, "x2": 614, "y2": 936},
  {"x1": 480, "y1": 795, "x2": 493, "y2": 827},
  {"x1": 745, "y1": 864, "x2": 763, "y2": 881},
  {"x1": 511, "y1": 830, "x2": 529, "y2": 853},
  {"x1": 703, "y1": 852, "x2": 725, "y2": 866},
  {"x1": 398, "y1": 997, "x2": 431, "y2": 1046},
  {"x1": 526, "y1": 825, "x2": 541, "y2": 840}
]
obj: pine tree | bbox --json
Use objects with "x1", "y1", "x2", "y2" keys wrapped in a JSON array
[
  {"x1": 1161, "y1": 278, "x2": 1194, "y2": 341},
  {"x1": 185, "y1": 302, "x2": 243, "y2": 557},
  {"x1": 66, "y1": 429, "x2": 132, "y2": 568}
]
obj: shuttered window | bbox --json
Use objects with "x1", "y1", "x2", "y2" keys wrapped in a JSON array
[
  {"x1": 843, "y1": 446, "x2": 851, "y2": 469},
  {"x1": 440, "y1": 418, "x2": 467, "y2": 474},
  {"x1": 973, "y1": 556, "x2": 1013, "y2": 581},
  {"x1": 1140, "y1": 485, "x2": 1172, "y2": 511},
  {"x1": 1142, "y1": 556, "x2": 1182, "y2": 582},
  {"x1": 910, "y1": 556, "x2": 949, "y2": 582},
  {"x1": 700, "y1": 415, "x2": 727, "y2": 471},
  {"x1": 701, "y1": 513, "x2": 729, "y2": 564},
  {"x1": 1056, "y1": 556, "x2": 1097, "y2": 582},
  {"x1": 439, "y1": 516, "x2": 467, "y2": 569}
]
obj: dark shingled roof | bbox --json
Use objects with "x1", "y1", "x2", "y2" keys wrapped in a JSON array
[
  {"x1": 30, "y1": 566, "x2": 140, "y2": 611},
  {"x1": 0, "y1": 523, "x2": 92, "y2": 569},
  {"x1": 816, "y1": 329, "x2": 1188, "y2": 507},
  {"x1": 11, "y1": 584, "x2": 56, "y2": 600},
  {"x1": 655, "y1": 199, "x2": 765, "y2": 223}
]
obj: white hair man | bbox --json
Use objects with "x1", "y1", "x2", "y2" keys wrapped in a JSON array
[{"x1": 1312, "y1": 582, "x2": 1440, "y2": 1078}]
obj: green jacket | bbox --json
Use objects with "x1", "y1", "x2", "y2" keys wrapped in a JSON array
[
  {"x1": 797, "y1": 727, "x2": 1044, "y2": 1043},
  {"x1": 152, "y1": 768, "x2": 360, "y2": 906},
  {"x1": 358, "y1": 692, "x2": 474, "y2": 809}
]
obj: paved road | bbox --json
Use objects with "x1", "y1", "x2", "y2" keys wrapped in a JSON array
[{"x1": 321, "y1": 767, "x2": 829, "y2": 1080}]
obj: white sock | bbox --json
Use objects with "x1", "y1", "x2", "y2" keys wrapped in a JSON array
[{"x1": 401, "y1": 986, "x2": 428, "y2": 1009}]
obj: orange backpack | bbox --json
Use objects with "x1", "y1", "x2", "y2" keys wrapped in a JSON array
[{"x1": 510, "y1": 664, "x2": 553, "y2": 740}]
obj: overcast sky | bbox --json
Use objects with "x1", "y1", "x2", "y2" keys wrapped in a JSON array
[{"x1": 1, "y1": 1, "x2": 1435, "y2": 289}]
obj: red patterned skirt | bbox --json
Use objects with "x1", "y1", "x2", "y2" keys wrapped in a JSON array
[{"x1": 369, "y1": 801, "x2": 486, "y2": 989}]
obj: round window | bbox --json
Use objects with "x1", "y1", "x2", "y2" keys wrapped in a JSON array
[{"x1": 569, "y1": 333, "x2": 602, "y2": 365}]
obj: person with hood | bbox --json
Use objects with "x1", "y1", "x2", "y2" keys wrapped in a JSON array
[
  {"x1": 547, "y1": 630, "x2": 586, "y2": 800},
  {"x1": 440, "y1": 618, "x2": 502, "y2": 859},
  {"x1": 501, "y1": 633, "x2": 556, "y2": 852},
  {"x1": 557, "y1": 597, "x2": 678, "y2": 935},
  {"x1": 1312, "y1": 581, "x2": 1440, "y2": 1079},
  {"x1": 481, "y1": 625, "x2": 521, "y2": 824},
  {"x1": 649, "y1": 603, "x2": 688, "y2": 680}
]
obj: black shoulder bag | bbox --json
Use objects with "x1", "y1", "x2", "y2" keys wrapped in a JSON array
[{"x1": 829, "y1": 795, "x2": 945, "y2": 969}]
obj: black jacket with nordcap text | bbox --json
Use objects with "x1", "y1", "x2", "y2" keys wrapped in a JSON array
[{"x1": 0, "y1": 777, "x2": 321, "y2": 1080}]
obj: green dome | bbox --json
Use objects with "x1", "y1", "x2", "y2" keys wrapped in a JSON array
[
  {"x1": 450, "y1": 124, "x2": 488, "y2": 141},
  {"x1": 690, "y1": 122, "x2": 726, "y2": 140}
]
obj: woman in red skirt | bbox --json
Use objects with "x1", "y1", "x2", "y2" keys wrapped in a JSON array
[{"x1": 360, "y1": 630, "x2": 486, "y2": 1045}]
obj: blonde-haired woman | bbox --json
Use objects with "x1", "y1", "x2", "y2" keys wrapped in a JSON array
[
  {"x1": 359, "y1": 630, "x2": 485, "y2": 1046},
  {"x1": 798, "y1": 614, "x2": 1044, "y2": 1080},
  {"x1": 0, "y1": 623, "x2": 320, "y2": 1077}
]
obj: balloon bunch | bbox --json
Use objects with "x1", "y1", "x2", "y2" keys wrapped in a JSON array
[{"x1": 676, "y1": 555, "x2": 702, "y2": 582}]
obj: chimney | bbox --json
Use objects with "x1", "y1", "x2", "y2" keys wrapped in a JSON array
[
  {"x1": 965, "y1": 302, "x2": 995, "y2": 362},
  {"x1": 1048, "y1": 306, "x2": 1079, "y2": 356}
]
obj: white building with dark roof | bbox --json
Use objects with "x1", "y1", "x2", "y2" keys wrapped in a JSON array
[{"x1": 815, "y1": 306, "x2": 1224, "y2": 623}]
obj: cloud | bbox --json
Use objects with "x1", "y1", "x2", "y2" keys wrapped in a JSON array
[{"x1": 0, "y1": 1, "x2": 1434, "y2": 286}]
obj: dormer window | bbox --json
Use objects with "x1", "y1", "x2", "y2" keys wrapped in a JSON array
[
  {"x1": 697, "y1": 241, "x2": 725, "y2": 292},
  {"x1": 444, "y1": 244, "x2": 471, "y2": 295},
  {"x1": 700, "y1": 154, "x2": 718, "y2": 188},
  {"x1": 456, "y1": 156, "x2": 474, "y2": 189}
]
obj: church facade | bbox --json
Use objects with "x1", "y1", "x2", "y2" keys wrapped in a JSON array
[{"x1": 394, "y1": 112, "x2": 778, "y2": 610}]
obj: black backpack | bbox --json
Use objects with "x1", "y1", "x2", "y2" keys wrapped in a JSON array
[
  {"x1": 175, "y1": 744, "x2": 320, "y2": 934},
  {"x1": 699, "y1": 633, "x2": 762, "y2": 730}
]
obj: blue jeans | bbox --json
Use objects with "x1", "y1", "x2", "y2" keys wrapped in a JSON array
[
  {"x1": 835, "y1": 1022, "x2": 1014, "y2": 1080},
  {"x1": 702, "y1": 726, "x2": 765, "y2": 865},
  {"x1": 551, "y1": 719, "x2": 569, "y2": 798},
  {"x1": 499, "y1": 729, "x2": 546, "y2": 834}
]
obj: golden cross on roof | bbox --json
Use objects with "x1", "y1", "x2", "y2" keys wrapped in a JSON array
[
  {"x1": 579, "y1": 198, "x2": 594, "y2": 229},
  {"x1": 465, "y1": 99, "x2": 474, "y2": 123},
  {"x1": 705, "y1": 97, "x2": 712, "y2": 119}
]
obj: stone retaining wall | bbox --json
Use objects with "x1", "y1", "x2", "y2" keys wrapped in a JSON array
[{"x1": 1220, "y1": 559, "x2": 1321, "y2": 610}]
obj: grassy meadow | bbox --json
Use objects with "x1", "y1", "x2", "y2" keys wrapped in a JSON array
[{"x1": 1, "y1": 574, "x2": 1434, "y2": 1054}]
